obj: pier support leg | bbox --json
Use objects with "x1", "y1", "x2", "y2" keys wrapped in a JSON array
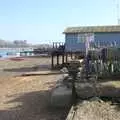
[
  {"x1": 62, "y1": 54, "x2": 64, "y2": 65},
  {"x1": 66, "y1": 53, "x2": 68, "y2": 63},
  {"x1": 51, "y1": 54, "x2": 54, "y2": 69},
  {"x1": 71, "y1": 52, "x2": 73, "y2": 59},
  {"x1": 57, "y1": 54, "x2": 59, "y2": 65}
]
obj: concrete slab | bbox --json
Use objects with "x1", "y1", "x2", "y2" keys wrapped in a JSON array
[{"x1": 51, "y1": 85, "x2": 72, "y2": 107}]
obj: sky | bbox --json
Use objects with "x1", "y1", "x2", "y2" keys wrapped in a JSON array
[{"x1": 0, "y1": 0, "x2": 119, "y2": 44}]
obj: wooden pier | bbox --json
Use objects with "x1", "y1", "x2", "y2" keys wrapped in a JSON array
[
  {"x1": 51, "y1": 42, "x2": 85, "y2": 69},
  {"x1": 51, "y1": 42, "x2": 65, "y2": 69},
  {"x1": 51, "y1": 42, "x2": 86, "y2": 69}
]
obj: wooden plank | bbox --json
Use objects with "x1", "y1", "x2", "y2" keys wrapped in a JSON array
[
  {"x1": 20, "y1": 71, "x2": 64, "y2": 76},
  {"x1": 66, "y1": 106, "x2": 76, "y2": 120}
]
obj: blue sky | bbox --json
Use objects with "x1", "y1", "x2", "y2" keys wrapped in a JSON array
[{"x1": 0, "y1": 0, "x2": 119, "y2": 44}]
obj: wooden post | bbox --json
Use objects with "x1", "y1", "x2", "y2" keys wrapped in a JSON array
[
  {"x1": 62, "y1": 54, "x2": 64, "y2": 64},
  {"x1": 51, "y1": 54, "x2": 54, "y2": 69},
  {"x1": 53, "y1": 42, "x2": 54, "y2": 48},
  {"x1": 57, "y1": 54, "x2": 59, "y2": 65},
  {"x1": 66, "y1": 53, "x2": 68, "y2": 63},
  {"x1": 55, "y1": 42, "x2": 57, "y2": 48},
  {"x1": 71, "y1": 52, "x2": 73, "y2": 59}
]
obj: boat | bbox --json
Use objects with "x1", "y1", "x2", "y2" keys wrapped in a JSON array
[{"x1": 9, "y1": 57, "x2": 24, "y2": 61}]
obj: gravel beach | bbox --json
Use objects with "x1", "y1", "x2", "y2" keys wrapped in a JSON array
[{"x1": 0, "y1": 57, "x2": 69, "y2": 120}]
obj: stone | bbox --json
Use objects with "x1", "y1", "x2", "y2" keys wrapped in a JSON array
[
  {"x1": 75, "y1": 83, "x2": 96, "y2": 99},
  {"x1": 51, "y1": 85, "x2": 72, "y2": 107}
]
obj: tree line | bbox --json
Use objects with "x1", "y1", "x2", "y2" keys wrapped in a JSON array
[{"x1": 0, "y1": 39, "x2": 31, "y2": 48}]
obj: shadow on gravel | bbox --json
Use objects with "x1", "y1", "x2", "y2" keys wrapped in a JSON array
[
  {"x1": 3, "y1": 64, "x2": 51, "y2": 73},
  {"x1": 0, "y1": 90, "x2": 69, "y2": 120}
]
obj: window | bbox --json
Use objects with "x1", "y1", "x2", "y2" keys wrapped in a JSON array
[
  {"x1": 77, "y1": 34, "x2": 86, "y2": 43},
  {"x1": 77, "y1": 33, "x2": 94, "y2": 43}
]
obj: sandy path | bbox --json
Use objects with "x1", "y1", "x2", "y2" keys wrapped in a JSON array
[
  {"x1": 0, "y1": 75, "x2": 69, "y2": 120},
  {"x1": 0, "y1": 57, "x2": 69, "y2": 120}
]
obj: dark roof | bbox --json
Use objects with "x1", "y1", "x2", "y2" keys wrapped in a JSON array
[{"x1": 63, "y1": 25, "x2": 120, "y2": 33}]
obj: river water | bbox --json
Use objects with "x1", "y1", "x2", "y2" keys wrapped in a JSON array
[
  {"x1": 0, "y1": 49, "x2": 19, "y2": 58},
  {"x1": 0, "y1": 48, "x2": 33, "y2": 58}
]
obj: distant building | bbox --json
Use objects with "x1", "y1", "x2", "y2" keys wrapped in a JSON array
[
  {"x1": 13, "y1": 40, "x2": 28, "y2": 47},
  {"x1": 64, "y1": 25, "x2": 120, "y2": 52}
]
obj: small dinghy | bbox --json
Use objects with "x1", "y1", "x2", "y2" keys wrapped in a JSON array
[{"x1": 9, "y1": 57, "x2": 24, "y2": 61}]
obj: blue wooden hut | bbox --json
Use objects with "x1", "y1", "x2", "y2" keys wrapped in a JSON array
[{"x1": 64, "y1": 25, "x2": 120, "y2": 52}]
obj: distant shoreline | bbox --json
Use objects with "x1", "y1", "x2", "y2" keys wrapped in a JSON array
[{"x1": 0, "y1": 47, "x2": 34, "y2": 58}]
